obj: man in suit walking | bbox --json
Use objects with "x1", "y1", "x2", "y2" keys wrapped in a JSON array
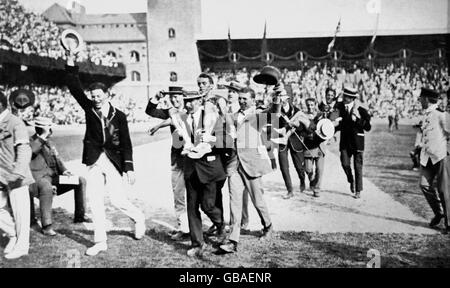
[
  {"x1": 418, "y1": 88, "x2": 450, "y2": 231},
  {"x1": 0, "y1": 90, "x2": 33, "y2": 259},
  {"x1": 180, "y1": 92, "x2": 227, "y2": 257},
  {"x1": 334, "y1": 87, "x2": 371, "y2": 199},
  {"x1": 65, "y1": 52, "x2": 145, "y2": 256},
  {"x1": 219, "y1": 87, "x2": 280, "y2": 253},
  {"x1": 28, "y1": 117, "x2": 90, "y2": 237}
]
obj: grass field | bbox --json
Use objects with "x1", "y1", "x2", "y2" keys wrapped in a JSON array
[{"x1": 1, "y1": 120, "x2": 449, "y2": 268}]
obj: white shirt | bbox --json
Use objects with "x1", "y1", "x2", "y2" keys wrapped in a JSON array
[
  {"x1": 344, "y1": 102, "x2": 354, "y2": 114},
  {"x1": 186, "y1": 107, "x2": 203, "y2": 132},
  {"x1": 0, "y1": 109, "x2": 9, "y2": 122},
  {"x1": 237, "y1": 107, "x2": 253, "y2": 125}
]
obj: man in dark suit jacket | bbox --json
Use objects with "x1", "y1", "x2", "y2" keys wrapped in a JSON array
[
  {"x1": 334, "y1": 87, "x2": 371, "y2": 199},
  {"x1": 178, "y1": 92, "x2": 226, "y2": 257},
  {"x1": 65, "y1": 52, "x2": 145, "y2": 256},
  {"x1": 28, "y1": 117, "x2": 89, "y2": 236}
]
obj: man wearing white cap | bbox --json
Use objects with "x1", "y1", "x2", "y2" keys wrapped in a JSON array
[
  {"x1": 28, "y1": 117, "x2": 90, "y2": 237},
  {"x1": 0, "y1": 90, "x2": 33, "y2": 259}
]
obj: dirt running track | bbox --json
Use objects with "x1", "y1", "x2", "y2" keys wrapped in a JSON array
[{"x1": 53, "y1": 137, "x2": 436, "y2": 236}]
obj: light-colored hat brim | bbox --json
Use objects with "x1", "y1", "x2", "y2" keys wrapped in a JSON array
[{"x1": 60, "y1": 29, "x2": 84, "y2": 53}]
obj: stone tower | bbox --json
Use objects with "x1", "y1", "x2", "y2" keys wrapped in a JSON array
[{"x1": 146, "y1": 0, "x2": 202, "y2": 96}]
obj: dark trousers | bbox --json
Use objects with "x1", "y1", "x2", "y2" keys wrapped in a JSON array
[
  {"x1": 278, "y1": 144, "x2": 305, "y2": 193},
  {"x1": 340, "y1": 149, "x2": 364, "y2": 193},
  {"x1": 29, "y1": 176, "x2": 87, "y2": 227},
  {"x1": 185, "y1": 170, "x2": 223, "y2": 247},
  {"x1": 420, "y1": 158, "x2": 449, "y2": 226}
]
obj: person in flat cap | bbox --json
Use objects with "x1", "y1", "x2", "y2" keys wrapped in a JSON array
[
  {"x1": 333, "y1": 87, "x2": 371, "y2": 199},
  {"x1": 418, "y1": 87, "x2": 450, "y2": 232},
  {"x1": 0, "y1": 90, "x2": 33, "y2": 259},
  {"x1": 28, "y1": 117, "x2": 90, "y2": 237},
  {"x1": 224, "y1": 81, "x2": 245, "y2": 114}
]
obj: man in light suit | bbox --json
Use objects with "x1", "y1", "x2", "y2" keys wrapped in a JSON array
[
  {"x1": 419, "y1": 88, "x2": 450, "y2": 230},
  {"x1": 145, "y1": 87, "x2": 190, "y2": 240},
  {"x1": 334, "y1": 87, "x2": 372, "y2": 199},
  {"x1": 219, "y1": 87, "x2": 279, "y2": 253}
]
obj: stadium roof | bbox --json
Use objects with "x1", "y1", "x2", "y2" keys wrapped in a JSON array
[{"x1": 198, "y1": 0, "x2": 449, "y2": 40}]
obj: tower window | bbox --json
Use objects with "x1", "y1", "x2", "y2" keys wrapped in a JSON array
[
  {"x1": 170, "y1": 72, "x2": 178, "y2": 82},
  {"x1": 168, "y1": 28, "x2": 176, "y2": 39},
  {"x1": 169, "y1": 51, "x2": 176, "y2": 61},
  {"x1": 131, "y1": 71, "x2": 141, "y2": 82},
  {"x1": 130, "y1": 50, "x2": 140, "y2": 63}
]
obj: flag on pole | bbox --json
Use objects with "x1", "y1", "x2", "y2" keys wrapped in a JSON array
[
  {"x1": 227, "y1": 25, "x2": 232, "y2": 54},
  {"x1": 367, "y1": 0, "x2": 381, "y2": 48},
  {"x1": 261, "y1": 20, "x2": 268, "y2": 61},
  {"x1": 327, "y1": 17, "x2": 341, "y2": 53}
]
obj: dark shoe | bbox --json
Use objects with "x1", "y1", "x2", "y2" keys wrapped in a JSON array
[
  {"x1": 42, "y1": 226, "x2": 57, "y2": 237},
  {"x1": 429, "y1": 214, "x2": 443, "y2": 227},
  {"x1": 74, "y1": 216, "x2": 92, "y2": 224},
  {"x1": 171, "y1": 231, "x2": 189, "y2": 241},
  {"x1": 187, "y1": 243, "x2": 207, "y2": 257},
  {"x1": 205, "y1": 224, "x2": 217, "y2": 236},
  {"x1": 30, "y1": 218, "x2": 40, "y2": 228},
  {"x1": 215, "y1": 225, "x2": 227, "y2": 243},
  {"x1": 354, "y1": 191, "x2": 361, "y2": 199},
  {"x1": 219, "y1": 240, "x2": 237, "y2": 253},
  {"x1": 260, "y1": 224, "x2": 273, "y2": 241},
  {"x1": 312, "y1": 188, "x2": 320, "y2": 198},
  {"x1": 282, "y1": 192, "x2": 294, "y2": 199},
  {"x1": 300, "y1": 184, "x2": 306, "y2": 193},
  {"x1": 350, "y1": 182, "x2": 355, "y2": 194}
]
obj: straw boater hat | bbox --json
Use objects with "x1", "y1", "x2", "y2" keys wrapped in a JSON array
[
  {"x1": 33, "y1": 116, "x2": 53, "y2": 129},
  {"x1": 342, "y1": 87, "x2": 358, "y2": 98},
  {"x1": 60, "y1": 29, "x2": 84, "y2": 53},
  {"x1": 315, "y1": 118, "x2": 335, "y2": 140},
  {"x1": 223, "y1": 81, "x2": 246, "y2": 92}
]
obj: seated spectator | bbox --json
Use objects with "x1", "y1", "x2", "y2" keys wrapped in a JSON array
[{"x1": 28, "y1": 117, "x2": 90, "y2": 236}]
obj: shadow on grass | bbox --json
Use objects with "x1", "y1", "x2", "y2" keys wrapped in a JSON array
[{"x1": 277, "y1": 231, "x2": 450, "y2": 267}]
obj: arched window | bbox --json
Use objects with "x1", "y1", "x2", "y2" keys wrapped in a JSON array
[
  {"x1": 131, "y1": 71, "x2": 141, "y2": 82},
  {"x1": 169, "y1": 51, "x2": 176, "y2": 62},
  {"x1": 107, "y1": 51, "x2": 116, "y2": 58},
  {"x1": 130, "y1": 50, "x2": 140, "y2": 63},
  {"x1": 170, "y1": 72, "x2": 178, "y2": 82},
  {"x1": 168, "y1": 28, "x2": 176, "y2": 39}
]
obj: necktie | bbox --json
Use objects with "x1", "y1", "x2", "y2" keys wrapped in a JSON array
[{"x1": 188, "y1": 114, "x2": 195, "y2": 144}]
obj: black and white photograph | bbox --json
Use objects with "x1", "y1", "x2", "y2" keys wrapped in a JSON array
[{"x1": 0, "y1": 0, "x2": 449, "y2": 271}]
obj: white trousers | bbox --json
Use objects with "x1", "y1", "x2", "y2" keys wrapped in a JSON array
[
  {"x1": 0, "y1": 185, "x2": 30, "y2": 253},
  {"x1": 87, "y1": 153, "x2": 145, "y2": 243}
]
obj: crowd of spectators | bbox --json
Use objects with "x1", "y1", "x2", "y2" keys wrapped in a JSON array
[
  {"x1": 0, "y1": 84, "x2": 145, "y2": 124},
  {"x1": 0, "y1": 0, "x2": 118, "y2": 67},
  {"x1": 208, "y1": 61, "x2": 449, "y2": 119}
]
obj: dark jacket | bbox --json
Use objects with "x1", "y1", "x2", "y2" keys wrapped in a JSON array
[
  {"x1": 334, "y1": 101, "x2": 371, "y2": 152},
  {"x1": 179, "y1": 111, "x2": 226, "y2": 184},
  {"x1": 65, "y1": 65, "x2": 134, "y2": 174},
  {"x1": 277, "y1": 103, "x2": 308, "y2": 151},
  {"x1": 29, "y1": 134, "x2": 67, "y2": 181}
]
